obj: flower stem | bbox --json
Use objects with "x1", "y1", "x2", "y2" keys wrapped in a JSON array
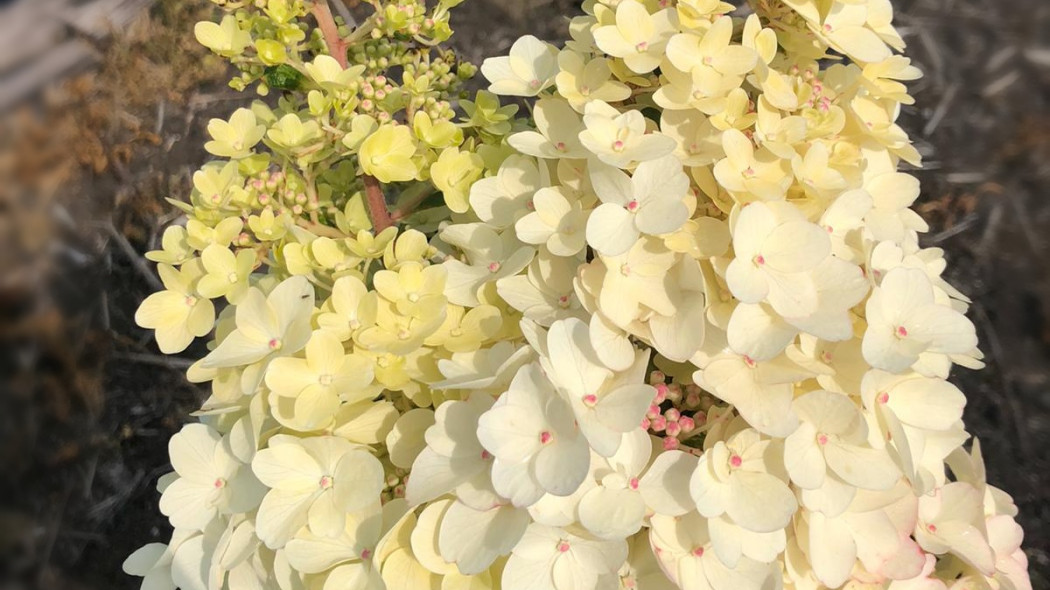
[
  {"x1": 312, "y1": 1, "x2": 395, "y2": 233},
  {"x1": 363, "y1": 175, "x2": 396, "y2": 232},
  {"x1": 311, "y1": 1, "x2": 349, "y2": 68}
]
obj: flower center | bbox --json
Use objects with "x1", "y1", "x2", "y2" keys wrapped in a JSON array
[
  {"x1": 627, "y1": 199, "x2": 640, "y2": 212},
  {"x1": 268, "y1": 338, "x2": 282, "y2": 351},
  {"x1": 213, "y1": 477, "x2": 227, "y2": 489},
  {"x1": 557, "y1": 541, "x2": 571, "y2": 553},
  {"x1": 540, "y1": 431, "x2": 553, "y2": 445},
  {"x1": 319, "y1": 475, "x2": 334, "y2": 490},
  {"x1": 753, "y1": 254, "x2": 765, "y2": 266},
  {"x1": 227, "y1": 272, "x2": 239, "y2": 283},
  {"x1": 877, "y1": 392, "x2": 889, "y2": 404},
  {"x1": 896, "y1": 325, "x2": 909, "y2": 337},
  {"x1": 635, "y1": 41, "x2": 649, "y2": 53},
  {"x1": 582, "y1": 394, "x2": 598, "y2": 408},
  {"x1": 319, "y1": 374, "x2": 333, "y2": 386},
  {"x1": 692, "y1": 546, "x2": 705, "y2": 557},
  {"x1": 729, "y1": 455, "x2": 742, "y2": 468},
  {"x1": 360, "y1": 549, "x2": 373, "y2": 560},
  {"x1": 817, "y1": 433, "x2": 829, "y2": 446},
  {"x1": 612, "y1": 140, "x2": 626, "y2": 152},
  {"x1": 184, "y1": 295, "x2": 198, "y2": 307},
  {"x1": 488, "y1": 262, "x2": 501, "y2": 273},
  {"x1": 628, "y1": 477, "x2": 640, "y2": 490}
]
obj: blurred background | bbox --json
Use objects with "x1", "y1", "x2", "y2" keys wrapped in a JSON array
[{"x1": 0, "y1": 0, "x2": 1047, "y2": 588}]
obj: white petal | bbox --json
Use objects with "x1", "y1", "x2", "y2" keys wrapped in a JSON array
[
  {"x1": 726, "y1": 471, "x2": 797, "y2": 533},
  {"x1": 440, "y1": 501, "x2": 530, "y2": 575},
  {"x1": 639, "y1": 451, "x2": 698, "y2": 516},
  {"x1": 586, "y1": 203, "x2": 639, "y2": 257}
]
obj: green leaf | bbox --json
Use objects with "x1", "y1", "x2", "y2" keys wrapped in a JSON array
[{"x1": 264, "y1": 64, "x2": 304, "y2": 91}]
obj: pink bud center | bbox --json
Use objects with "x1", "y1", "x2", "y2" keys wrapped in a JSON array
[
  {"x1": 692, "y1": 547, "x2": 705, "y2": 557},
  {"x1": 629, "y1": 477, "x2": 640, "y2": 490},
  {"x1": 555, "y1": 142, "x2": 567, "y2": 152},
  {"x1": 743, "y1": 355, "x2": 756, "y2": 368},
  {"x1": 817, "y1": 434, "x2": 829, "y2": 446},
  {"x1": 213, "y1": 478, "x2": 226, "y2": 489},
  {"x1": 583, "y1": 394, "x2": 598, "y2": 407},
  {"x1": 488, "y1": 262, "x2": 501, "y2": 273},
  {"x1": 877, "y1": 392, "x2": 890, "y2": 404},
  {"x1": 729, "y1": 454, "x2": 743, "y2": 468},
  {"x1": 360, "y1": 549, "x2": 373, "y2": 560},
  {"x1": 529, "y1": 79, "x2": 541, "y2": 89},
  {"x1": 481, "y1": 450, "x2": 492, "y2": 460},
  {"x1": 184, "y1": 296, "x2": 198, "y2": 307},
  {"x1": 926, "y1": 523, "x2": 937, "y2": 533},
  {"x1": 613, "y1": 140, "x2": 626, "y2": 152},
  {"x1": 627, "y1": 200, "x2": 640, "y2": 212},
  {"x1": 896, "y1": 326, "x2": 909, "y2": 337},
  {"x1": 319, "y1": 475, "x2": 334, "y2": 489},
  {"x1": 663, "y1": 437, "x2": 680, "y2": 451},
  {"x1": 753, "y1": 254, "x2": 766, "y2": 266},
  {"x1": 557, "y1": 541, "x2": 571, "y2": 553},
  {"x1": 635, "y1": 41, "x2": 649, "y2": 52},
  {"x1": 540, "y1": 431, "x2": 553, "y2": 445},
  {"x1": 743, "y1": 166, "x2": 755, "y2": 177},
  {"x1": 268, "y1": 338, "x2": 282, "y2": 350},
  {"x1": 558, "y1": 295, "x2": 570, "y2": 308}
]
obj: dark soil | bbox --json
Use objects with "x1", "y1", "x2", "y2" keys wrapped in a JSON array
[{"x1": 0, "y1": 1, "x2": 1046, "y2": 589}]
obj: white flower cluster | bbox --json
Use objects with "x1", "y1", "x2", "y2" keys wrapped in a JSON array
[{"x1": 125, "y1": 1, "x2": 1033, "y2": 590}]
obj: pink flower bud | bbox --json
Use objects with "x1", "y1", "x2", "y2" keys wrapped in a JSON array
[{"x1": 679, "y1": 416, "x2": 695, "y2": 432}]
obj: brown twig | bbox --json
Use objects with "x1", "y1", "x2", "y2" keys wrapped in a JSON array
[
  {"x1": 311, "y1": 1, "x2": 350, "y2": 69},
  {"x1": 363, "y1": 175, "x2": 395, "y2": 232}
]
